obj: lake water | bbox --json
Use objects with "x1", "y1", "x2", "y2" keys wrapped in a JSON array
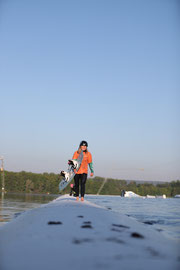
[
  {"x1": 86, "y1": 195, "x2": 180, "y2": 242},
  {"x1": 0, "y1": 193, "x2": 180, "y2": 242}
]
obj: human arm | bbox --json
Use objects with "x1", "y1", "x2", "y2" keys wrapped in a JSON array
[
  {"x1": 88, "y1": 152, "x2": 94, "y2": 177},
  {"x1": 89, "y1": 162, "x2": 94, "y2": 177}
]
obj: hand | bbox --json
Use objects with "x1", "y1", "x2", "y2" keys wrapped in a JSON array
[{"x1": 90, "y1": 173, "x2": 94, "y2": 177}]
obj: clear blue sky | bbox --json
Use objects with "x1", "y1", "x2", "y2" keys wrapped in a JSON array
[{"x1": 0, "y1": 0, "x2": 179, "y2": 181}]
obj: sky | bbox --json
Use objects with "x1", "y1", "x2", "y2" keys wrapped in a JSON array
[{"x1": 0, "y1": 0, "x2": 179, "y2": 182}]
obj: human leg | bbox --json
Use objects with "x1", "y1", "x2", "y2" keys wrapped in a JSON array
[
  {"x1": 80, "y1": 173, "x2": 87, "y2": 198},
  {"x1": 74, "y1": 174, "x2": 80, "y2": 197}
]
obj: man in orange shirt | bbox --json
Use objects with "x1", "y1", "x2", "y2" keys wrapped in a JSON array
[{"x1": 72, "y1": 141, "x2": 94, "y2": 201}]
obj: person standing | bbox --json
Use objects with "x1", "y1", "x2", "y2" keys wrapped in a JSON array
[{"x1": 72, "y1": 141, "x2": 94, "y2": 201}]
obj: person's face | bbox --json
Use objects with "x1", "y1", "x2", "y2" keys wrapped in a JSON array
[{"x1": 81, "y1": 145, "x2": 87, "y2": 151}]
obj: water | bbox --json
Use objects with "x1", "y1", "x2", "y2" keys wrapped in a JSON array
[
  {"x1": 0, "y1": 193, "x2": 180, "y2": 242},
  {"x1": 86, "y1": 195, "x2": 180, "y2": 242},
  {"x1": 0, "y1": 193, "x2": 58, "y2": 224}
]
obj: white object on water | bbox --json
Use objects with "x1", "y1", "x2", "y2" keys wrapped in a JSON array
[
  {"x1": 156, "y1": 195, "x2": 166, "y2": 199},
  {"x1": 124, "y1": 191, "x2": 141, "y2": 197},
  {"x1": 146, "y1": 195, "x2": 156, "y2": 198},
  {"x1": 174, "y1": 194, "x2": 180, "y2": 198},
  {"x1": 123, "y1": 192, "x2": 167, "y2": 199}
]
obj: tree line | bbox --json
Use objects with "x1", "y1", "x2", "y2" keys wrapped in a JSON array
[{"x1": 0, "y1": 171, "x2": 180, "y2": 197}]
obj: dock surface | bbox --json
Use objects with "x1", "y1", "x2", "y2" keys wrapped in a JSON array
[{"x1": 0, "y1": 195, "x2": 179, "y2": 270}]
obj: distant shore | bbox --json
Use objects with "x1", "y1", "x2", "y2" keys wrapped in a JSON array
[{"x1": 0, "y1": 170, "x2": 179, "y2": 197}]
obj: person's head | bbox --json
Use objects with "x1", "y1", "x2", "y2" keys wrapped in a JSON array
[{"x1": 79, "y1": 140, "x2": 88, "y2": 152}]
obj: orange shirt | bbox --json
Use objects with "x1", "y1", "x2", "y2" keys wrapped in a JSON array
[{"x1": 73, "y1": 151, "x2": 92, "y2": 174}]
